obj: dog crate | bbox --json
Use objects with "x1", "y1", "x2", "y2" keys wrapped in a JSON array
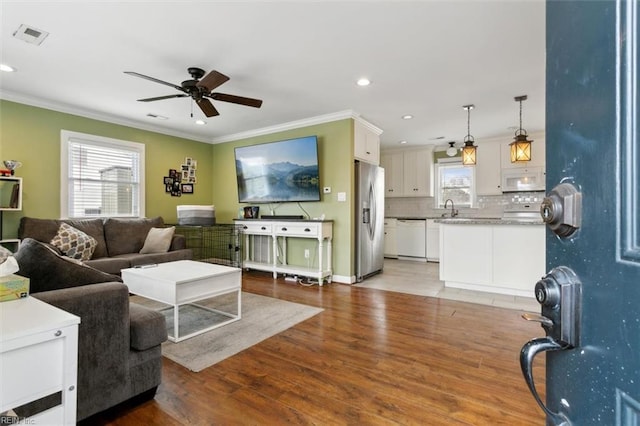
[{"x1": 173, "y1": 224, "x2": 242, "y2": 268}]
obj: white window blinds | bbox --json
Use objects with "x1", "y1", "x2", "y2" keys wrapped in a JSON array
[{"x1": 61, "y1": 131, "x2": 145, "y2": 218}]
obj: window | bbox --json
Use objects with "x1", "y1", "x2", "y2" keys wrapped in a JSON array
[
  {"x1": 435, "y1": 159, "x2": 476, "y2": 208},
  {"x1": 61, "y1": 130, "x2": 145, "y2": 218}
]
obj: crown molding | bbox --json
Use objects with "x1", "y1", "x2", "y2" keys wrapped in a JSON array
[{"x1": 209, "y1": 110, "x2": 360, "y2": 143}]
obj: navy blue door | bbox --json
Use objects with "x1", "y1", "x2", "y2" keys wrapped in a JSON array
[{"x1": 543, "y1": 0, "x2": 640, "y2": 424}]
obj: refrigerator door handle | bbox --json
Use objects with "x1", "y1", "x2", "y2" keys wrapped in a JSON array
[{"x1": 368, "y1": 182, "x2": 376, "y2": 239}]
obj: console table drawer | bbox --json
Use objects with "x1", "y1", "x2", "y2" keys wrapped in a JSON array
[
  {"x1": 240, "y1": 222, "x2": 272, "y2": 235},
  {"x1": 275, "y1": 224, "x2": 319, "y2": 237}
]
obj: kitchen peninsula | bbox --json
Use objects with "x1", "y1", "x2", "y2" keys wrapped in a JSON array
[{"x1": 436, "y1": 217, "x2": 545, "y2": 297}]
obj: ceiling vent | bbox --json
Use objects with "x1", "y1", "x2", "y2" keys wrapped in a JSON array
[{"x1": 13, "y1": 24, "x2": 49, "y2": 45}]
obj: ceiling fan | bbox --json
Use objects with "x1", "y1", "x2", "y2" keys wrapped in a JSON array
[{"x1": 124, "y1": 67, "x2": 263, "y2": 118}]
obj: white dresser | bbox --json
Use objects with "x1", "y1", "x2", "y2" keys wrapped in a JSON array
[{"x1": 1, "y1": 297, "x2": 80, "y2": 424}]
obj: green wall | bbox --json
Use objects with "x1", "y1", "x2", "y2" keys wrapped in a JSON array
[
  {"x1": 0, "y1": 100, "x2": 214, "y2": 237},
  {"x1": 211, "y1": 119, "x2": 354, "y2": 279},
  {"x1": 1, "y1": 100, "x2": 357, "y2": 281}
]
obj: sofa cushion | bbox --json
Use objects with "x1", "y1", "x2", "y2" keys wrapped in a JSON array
[
  {"x1": 84, "y1": 257, "x2": 133, "y2": 276},
  {"x1": 139, "y1": 226, "x2": 175, "y2": 254},
  {"x1": 123, "y1": 250, "x2": 193, "y2": 267},
  {"x1": 14, "y1": 238, "x2": 122, "y2": 293},
  {"x1": 50, "y1": 223, "x2": 98, "y2": 261},
  {"x1": 104, "y1": 217, "x2": 164, "y2": 256},
  {"x1": 129, "y1": 302, "x2": 168, "y2": 351},
  {"x1": 18, "y1": 217, "x2": 109, "y2": 259}
]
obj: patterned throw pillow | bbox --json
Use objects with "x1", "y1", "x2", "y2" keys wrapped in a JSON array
[{"x1": 50, "y1": 222, "x2": 98, "y2": 261}]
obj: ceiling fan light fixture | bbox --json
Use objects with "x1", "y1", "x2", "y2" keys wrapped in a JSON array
[
  {"x1": 510, "y1": 95, "x2": 533, "y2": 162},
  {"x1": 446, "y1": 142, "x2": 458, "y2": 157},
  {"x1": 461, "y1": 104, "x2": 476, "y2": 165}
]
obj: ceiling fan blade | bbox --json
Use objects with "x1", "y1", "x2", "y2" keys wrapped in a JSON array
[
  {"x1": 137, "y1": 94, "x2": 189, "y2": 102},
  {"x1": 208, "y1": 92, "x2": 263, "y2": 108},
  {"x1": 124, "y1": 71, "x2": 186, "y2": 92},
  {"x1": 196, "y1": 70, "x2": 230, "y2": 92},
  {"x1": 196, "y1": 98, "x2": 219, "y2": 117}
]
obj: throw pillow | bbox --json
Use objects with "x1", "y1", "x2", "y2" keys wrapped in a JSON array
[
  {"x1": 50, "y1": 222, "x2": 98, "y2": 261},
  {"x1": 139, "y1": 226, "x2": 175, "y2": 254}
]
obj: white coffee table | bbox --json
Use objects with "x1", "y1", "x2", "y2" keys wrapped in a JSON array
[{"x1": 121, "y1": 260, "x2": 242, "y2": 342}]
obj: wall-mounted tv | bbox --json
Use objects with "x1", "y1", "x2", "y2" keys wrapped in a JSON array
[{"x1": 234, "y1": 135, "x2": 321, "y2": 203}]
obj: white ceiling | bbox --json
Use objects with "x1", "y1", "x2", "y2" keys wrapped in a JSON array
[{"x1": 0, "y1": 1, "x2": 545, "y2": 149}]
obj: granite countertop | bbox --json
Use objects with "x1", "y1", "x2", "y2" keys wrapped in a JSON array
[
  {"x1": 435, "y1": 217, "x2": 544, "y2": 225},
  {"x1": 385, "y1": 216, "x2": 442, "y2": 220}
]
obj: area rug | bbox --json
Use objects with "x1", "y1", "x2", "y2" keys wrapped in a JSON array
[{"x1": 130, "y1": 292, "x2": 323, "y2": 372}]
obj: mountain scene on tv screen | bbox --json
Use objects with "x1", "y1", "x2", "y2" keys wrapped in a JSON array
[{"x1": 237, "y1": 160, "x2": 320, "y2": 202}]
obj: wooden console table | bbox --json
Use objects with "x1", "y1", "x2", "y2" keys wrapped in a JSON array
[{"x1": 235, "y1": 219, "x2": 333, "y2": 284}]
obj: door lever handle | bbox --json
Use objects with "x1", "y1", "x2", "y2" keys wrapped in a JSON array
[
  {"x1": 520, "y1": 337, "x2": 572, "y2": 425},
  {"x1": 522, "y1": 312, "x2": 554, "y2": 328}
]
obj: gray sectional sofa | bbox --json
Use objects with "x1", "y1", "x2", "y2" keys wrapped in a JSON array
[{"x1": 18, "y1": 216, "x2": 192, "y2": 275}]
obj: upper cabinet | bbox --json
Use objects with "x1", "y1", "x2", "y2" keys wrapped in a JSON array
[
  {"x1": 354, "y1": 118, "x2": 382, "y2": 165},
  {"x1": 381, "y1": 147, "x2": 433, "y2": 197}
]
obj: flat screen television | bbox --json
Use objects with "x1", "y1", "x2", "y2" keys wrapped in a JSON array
[{"x1": 234, "y1": 135, "x2": 321, "y2": 203}]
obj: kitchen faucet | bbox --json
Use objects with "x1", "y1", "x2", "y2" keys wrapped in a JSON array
[{"x1": 444, "y1": 199, "x2": 458, "y2": 217}]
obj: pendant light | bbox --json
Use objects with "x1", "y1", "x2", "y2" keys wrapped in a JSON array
[
  {"x1": 510, "y1": 95, "x2": 533, "y2": 162},
  {"x1": 461, "y1": 104, "x2": 476, "y2": 165},
  {"x1": 446, "y1": 141, "x2": 457, "y2": 157}
]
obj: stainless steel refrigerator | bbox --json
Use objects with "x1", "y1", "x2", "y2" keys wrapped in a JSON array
[{"x1": 355, "y1": 160, "x2": 385, "y2": 282}]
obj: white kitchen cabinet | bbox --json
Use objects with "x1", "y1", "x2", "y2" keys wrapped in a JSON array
[
  {"x1": 354, "y1": 119, "x2": 381, "y2": 165},
  {"x1": 475, "y1": 142, "x2": 502, "y2": 195},
  {"x1": 381, "y1": 148, "x2": 433, "y2": 198},
  {"x1": 380, "y1": 151, "x2": 404, "y2": 197},
  {"x1": 402, "y1": 148, "x2": 433, "y2": 197},
  {"x1": 383, "y1": 218, "x2": 398, "y2": 258},
  {"x1": 439, "y1": 221, "x2": 545, "y2": 297},
  {"x1": 426, "y1": 219, "x2": 440, "y2": 262}
]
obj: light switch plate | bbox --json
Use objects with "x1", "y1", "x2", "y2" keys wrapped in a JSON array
[{"x1": 337, "y1": 192, "x2": 347, "y2": 202}]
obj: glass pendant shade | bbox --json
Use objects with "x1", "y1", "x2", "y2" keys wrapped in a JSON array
[
  {"x1": 461, "y1": 104, "x2": 476, "y2": 165},
  {"x1": 510, "y1": 135, "x2": 532, "y2": 162},
  {"x1": 511, "y1": 95, "x2": 533, "y2": 163},
  {"x1": 462, "y1": 142, "x2": 477, "y2": 165},
  {"x1": 446, "y1": 142, "x2": 457, "y2": 157}
]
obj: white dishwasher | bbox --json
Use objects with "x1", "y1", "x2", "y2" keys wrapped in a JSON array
[{"x1": 396, "y1": 219, "x2": 426, "y2": 258}]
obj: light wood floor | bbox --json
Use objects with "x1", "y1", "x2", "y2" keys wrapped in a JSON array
[{"x1": 83, "y1": 267, "x2": 547, "y2": 425}]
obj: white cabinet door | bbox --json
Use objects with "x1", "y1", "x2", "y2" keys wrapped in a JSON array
[
  {"x1": 440, "y1": 224, "x2": 493, "y2": 285},
  {"x1": 380, "y1": 151, "x2": 404, "y2": 197},
  {"x1": 492, "y1": 225, "x2": 545, "y2": 291},
  {"x1": 383, "y1": 218, "x2": 398, "y2": 258},
  {"x1": 402, "y1": 148, "x2": 432, "y2": 197},
  {"x1": 426, "y1": 219, "x2": 440, "y2": 262},
  {"x1": 354, "y1": 120, "x2": 380, "y2": 165},
  {"x1": 475, "y1": 141, "x2": 502, "y2": 195}
]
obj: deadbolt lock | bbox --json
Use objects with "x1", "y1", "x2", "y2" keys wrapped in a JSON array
[{"x1": 540, "y1": 182, "x2": 582, "y2": 237}]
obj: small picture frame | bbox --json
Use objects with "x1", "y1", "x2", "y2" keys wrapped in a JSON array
[
  {"x1": 163, "y1": 176, "x2": 173, "y2": 185},
  {"x1": 168, "y1": 169, "x2": 177, "y2": 178},
  {"x1": 182, "y1": 170, "x2": 189, "y2": 182},
  {"x1": 188, "y1": 176, "x2": 197, "y2": 184},
  {"x1": 165, "y1": 184, "x2": 172, "y2": 193},
  {"x1": 181, "y1": 164, "x2": 189, "y2": 172},
  {"x1": 189, "y1": 168, "x2": 196, "y2": 177},
  {"x1": 185, "y1": 157, "x2": 193, "y2": 166},
  {"x1": 191, "y1": 160, "x2": 197, "y2": 170},
  {"x1": 181, "y1": 183, "x2": 194, "y2": 194}
]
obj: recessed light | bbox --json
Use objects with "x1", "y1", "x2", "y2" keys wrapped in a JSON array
[
  {"x1": 0, "y1": 64, "x2": 16, "y2": 73},
  {"x1": 356, "y1": 78, "x2": 370, "y2": 86},
  {"x1": 195, "y1": 120, "x2": 206, "y2": 125},
  {"x1": 399, "y1": 140, "x2": 408, "y2": 144},
  {"x1": 402, "y1": 114, "x2": 413, "y2": 120}
]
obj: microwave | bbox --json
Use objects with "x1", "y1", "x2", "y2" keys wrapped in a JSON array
[{"x1": 501, "y1": 167, "x2": 545, "y2": 192}]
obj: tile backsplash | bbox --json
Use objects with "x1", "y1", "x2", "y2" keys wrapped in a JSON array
[{"x1": 385, "y1": 192, "x2": 545, "y2": 218}]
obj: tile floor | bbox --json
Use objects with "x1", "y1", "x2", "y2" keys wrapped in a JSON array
[{"x1": 354, "y1": 258, "x2": 540, "y2": 312}]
